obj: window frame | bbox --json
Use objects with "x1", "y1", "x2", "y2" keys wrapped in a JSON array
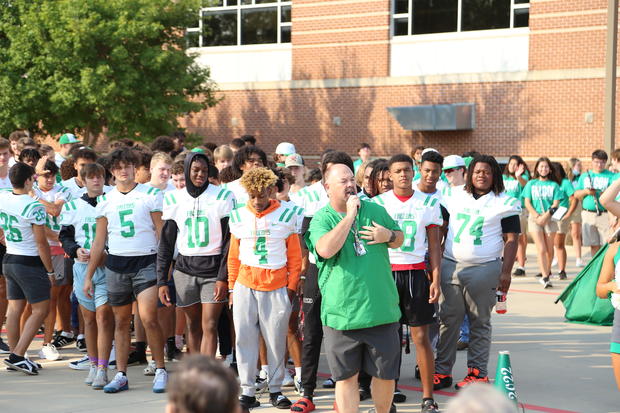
[
  {"x1": 186, "y1": 0, "x2": 292, "y2": 48},
  {"x1": 391, "y1": 0, "x2": 530, "y2": 37}
]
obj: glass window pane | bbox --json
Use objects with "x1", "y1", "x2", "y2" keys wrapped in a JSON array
[
  {"x1": 461, "y1": 0, "x2": 510, "y2": 31},
  {"x1": 281, "y1": 26, "x2": 291, "y2": 43},
  {"x1": 513, "y1": 7, "x2": 529, "y2": 27},
  {"x1": 241, "y1": 7, "x2": 277, "y2": 45},
  {"x1": 514, "y1": 0, "x2": 529, "y2": 3},
  {"x1": 203, "y1": 10, "x2": 238, "y2": 46},
  {"x1": 412, "y1": 0, "x2": 457, "y2": 35},
  {"x1": 281, "y1": 5, "x2": 291, "y2": 23},
  {"x1": 395, "y1": 0, "x2": 409, "y2": 14},
  {"x1": 394, "y1": 18, "x2": 408, "y2": 36},
  {"x1": 256, "y1": 0, "x2": 277, "y2": 3},
  {"x1": 204, "y1": 0, "x2": 224, "y2": 6},
  {"x1": 186, "y1": 31, "x2": 200, "y2": 48},
  {"x1": 227, "y1": 0, "x2": 238, "y2": 5},
  {"x1": 241, "y1": 0, "x2": 252, "y2": 4}
]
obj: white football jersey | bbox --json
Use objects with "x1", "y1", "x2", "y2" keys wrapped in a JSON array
[
  {"x1": 34, "y1": 184, "x2": 71, "y2": 246},
  {"x1": 223, "y1": 179, "x2": 248, "y2": 207},
  {"x1": 279, "y1": 200, "x2": 304, "y2": 234},
  {"x1": 60, "y1": 198, "x2": 98, "y2": 261},
  {"x1": 297, "y1": 181, "x2": 328, "y2": 217},
  {"x1": 441, "y1": 184, "x2": 465, "y2": 200},
  {"x1": 0, "y1": 192, "x2": 46, "y2": 256},
  {"x1": 162, "y1": 185, "x2": 235, "y2": 256},
  {"x1": 95, "y1": 183, "x2": 163, "y2": 256},
  {"x1": 372, "y1": 190, "x2": 442, "y2": 265},
  {"x1": 0, "y1": 173, "x2": 10, "y2": 190},
  {"x1": 229, "y1": 203, "x2": 299, "y2": 270},
  {"x1": 442, "y1": 190, "x2": 521, "y2": 264}
]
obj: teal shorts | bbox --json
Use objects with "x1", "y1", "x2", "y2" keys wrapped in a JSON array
[
  {"x1": 73, "y1": 261, "x2": 108, "y2": 312},
  {"x1": 611, "y1": 309, "x2": 620, "y2": 354}
]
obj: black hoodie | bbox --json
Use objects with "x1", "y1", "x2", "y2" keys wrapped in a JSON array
[{"x1": 156, "y1": 152, "x2": 231, "y2": 285}]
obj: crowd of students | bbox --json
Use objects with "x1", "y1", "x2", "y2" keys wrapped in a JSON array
[{"x1": 0, "y1": 130, "x2": 618, "y2": 412}]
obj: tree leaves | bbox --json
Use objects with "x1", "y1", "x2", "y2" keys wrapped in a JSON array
[{"x1": 0, "y1": 0, "x2": 217, "y2": 144}]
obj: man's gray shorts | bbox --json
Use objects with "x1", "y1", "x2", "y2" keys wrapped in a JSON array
[
  {"x1": 105, "y1": 263, "x2": 157, "y2": 307},
  {"x1": 173, "y1": 269, "x2": 226, "y2": 307},
  {"x1": 323, "y1": 322, "x2": 400, "y2": 381},
  {"x1": 3, "y1": 263, "x2": 51, "y2": 304}
]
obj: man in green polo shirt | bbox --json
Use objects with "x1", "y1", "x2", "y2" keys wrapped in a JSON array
[
  {"x1": 306, "y1": 164, "x2": 403, "y2": 413},
  {"x1": 575, "y1": 149, "x2": 617, "y2": 255}
]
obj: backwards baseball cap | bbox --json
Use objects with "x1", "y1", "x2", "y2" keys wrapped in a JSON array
[
  {"x1": 59, "y1": 133, "x2": 81, "y2": 145},
  {"x1": 191, "y1": 147, "x2": 205, "y2": 153},
  {"x1": 421, "y1": 147, "x2": 439, "y2": 156},
  {"x1": 463, "y1": 156, "x2": 473, "y2": 168},
  {"x1": 443, "y1": 155, "x2": 466, "y2": 171},
  {"x1": 275, "y1": 142, "x2": 296, "y2": 155},
  {"x1": 285, "y1": 153, "x2": 304, "y2": 168}
]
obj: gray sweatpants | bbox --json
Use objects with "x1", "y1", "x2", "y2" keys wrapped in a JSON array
[
  {"x1": 233, "y1": 283, "x2": 292, "y2": 397},
  {"x1": 435, "y1": 258, "x2": 501, "y2": 377}
]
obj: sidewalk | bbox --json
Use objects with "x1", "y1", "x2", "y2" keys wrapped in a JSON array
[{"x1": 0, "y1": 244, "x2": 618, "y2": 413}]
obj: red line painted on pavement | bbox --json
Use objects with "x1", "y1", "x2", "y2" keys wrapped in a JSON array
[
  {"x1": 317, "y1": 372, "x2": 578, "y2": 413},
  {"x1": 510, "y1": 288, "x2": 560, "y2": 296}
]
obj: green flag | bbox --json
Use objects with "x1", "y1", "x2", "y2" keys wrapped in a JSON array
[{"x1": 555, "y1": 244, "x2": 614, "y2": 326}]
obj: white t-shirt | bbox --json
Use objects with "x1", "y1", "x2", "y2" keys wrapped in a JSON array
[
  {"x1": 442, "y1": 190, "x2": 521, "y2": 264},
  {"x1": 34, "y1": 184, "x2": 71, "y2": 247},
  {"x1": 0, "y1": 173, "x2": 11, "y2": 191},
  {"x1": 0, "y1": 192, "x2": 46, "y2": 256},
  {"x1": 60, "y1": 198, "x2": 98, "y2": 262},
  {"x1": 298, "y1": 181, "x2": 328, "y2": 217},
  {"x1": 95, "y1": 183, "x2": 163, "y2": 257},
  {"x1": 54, "y1": 153, "x2": 68, "y2": 168},
  {"x1": 162, "y1": 185, "x2": 235, "y2": 257},
  {"x1": 372, "y1": 190, "x2": 442, "y2": 265},
  {"x1": 229, "y1": 203, "x2": 298, "y2": 270},
  {"x1": 60, "y1": 177, "x2": 113, "y2": 200}
]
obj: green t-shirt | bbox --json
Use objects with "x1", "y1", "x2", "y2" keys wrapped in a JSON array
[
  {"x1": 559, "y1": 178, "x2": 575, "y2": 209},
  {"x1": 576, "y1": 170, "x2": 616, "y2": 212},
  {"x1": 502, "y1": 173, "x2": 529, "y2": 207},
  {"x1": 353, "y1": 158, "x2": 363, "y2": 174},
  {"x1": 306, "y1": 201, "x2": 401, "y2": 331},
  {"x1": 522, "y1": 179, "x2": 562, "y2": 214}
]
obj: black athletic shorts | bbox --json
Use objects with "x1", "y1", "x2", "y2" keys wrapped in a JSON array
[{"x1": 393, "y1": 269, "x2": 436, "y2": 327}]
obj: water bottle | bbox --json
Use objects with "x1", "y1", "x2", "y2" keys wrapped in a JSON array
[{"x1": 496, "y1": 291, "x2": 507, "y2": 314}]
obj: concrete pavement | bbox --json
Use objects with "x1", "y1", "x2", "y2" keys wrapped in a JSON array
[{"x1": 0, "y1": 244, "x2": 618, "y2": 412}]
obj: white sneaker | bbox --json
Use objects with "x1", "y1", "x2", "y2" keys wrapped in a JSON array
[
  {"x1": 144, "y1": 360, "x2": 157, "y2": 376},
  {"x1": 70, "y1": 355, "x2": 90, "y2": 370},
  {"x1": 282, "y1": 371, "x2": 295, "y2": 387},
  {"x1": 294, "y1": 376, "x2": 302, "y2": 394},
  {"x1": 39, "y1": 344, "x2": 61, "y2": 361},
  {"x1": 85, "y1": 364, "x2": 97, "y2": 386},
  {"x1": 551, "y1": 258, "x2": 558, "y2": 268},
  {"x1": 153, "y1": 368, "x2": 168, "y2": 393},
  {"x1": 92, "y1": 368, "x2": 108, "y2": 390},
  {"x1": 575, "y1": 258, "x2": 584, "y2": 267}
]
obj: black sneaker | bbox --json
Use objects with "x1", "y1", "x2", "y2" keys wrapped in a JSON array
[
  {"x1": 127, "y1": 350, "x2": 147, "y2": 366},
  {"x1": 359, "y1": 386, "x2": 371, "y2": 401},
  {"x1": 433, "y1": 373, "x2": 453, "y2": 390},
  {"x1": 421, "y1": 399, "x2": 439, "y2": 413},
  {"x1": 0, "y1": 338, "x2": 9, "y2": 354},
  {"x1": 270, "y1": 392, "x2": 292, "y2": 409},
  {"x1": 512, "y1": 268, "x2": 525, "y2": 276},
  {"x1": 4, "y1": 356, "x2": 38, "y2": 375},
  {"x1": 393, "y1": 389, "x2": 407, "y2": 403},
  {"x1": 52, "y1": 333, "x2": 76, "y2": 348},
  {"x1": 457, "y1": 340, "x2": 469, "y2": 351},
  {"x1": 558, "y1": 270, "x2": 567, "y2": 280},
  {"x1": 166, "y1": 344, "x2": 182, "y2": 362},
  {"x1": 239, "y1": 395, "x2": 260, "y2": 409},
  {"x1": 539, "y1": 276, "x2": 553, "y2": 289},
  {"x1": 535, "y1": 273, "x2": 542, "y2": 278},
  {"x1": 76, "y1": 338, "x2": 87, "y2": 352}
]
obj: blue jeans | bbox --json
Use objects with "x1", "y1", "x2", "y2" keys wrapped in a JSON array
[{"x1": 459, "y1": 314, "x2": 470, "y2": 343}]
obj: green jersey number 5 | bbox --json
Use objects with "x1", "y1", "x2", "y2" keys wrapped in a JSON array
[{"x1": 119, "y1": 209, "x2": 135, "y2": 238}]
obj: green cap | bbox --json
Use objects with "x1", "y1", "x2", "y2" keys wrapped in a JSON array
[
  {"x1": 58, "y1": 133, "x2": 81, "y2": 145},
  {"x1": 463, "y1": 156, "x2": 473, "y2": 168},
  {"x1": 191, "y1": 147, "x2": 205, "y2": 153}
]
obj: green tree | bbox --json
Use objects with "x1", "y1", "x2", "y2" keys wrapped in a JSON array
[{"x1": 0, "y1": 0, "x2": 217, "y2": 144}]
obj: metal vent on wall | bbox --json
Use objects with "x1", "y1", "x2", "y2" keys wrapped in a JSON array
[{"x1": 387, "y1": 103, "x2": 476, "y2": 131}]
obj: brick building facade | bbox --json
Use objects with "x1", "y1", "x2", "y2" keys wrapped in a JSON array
[{"x1": 180, "y1": 0, "x2": 617, "y2": 161}]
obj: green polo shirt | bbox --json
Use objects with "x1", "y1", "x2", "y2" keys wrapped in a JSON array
[
  {"x1": 306, "y1": 200, "x2": 401, "y2": 331},
  {"x1": 522, "y1": 179, "x2": 562, "y2": 214}
]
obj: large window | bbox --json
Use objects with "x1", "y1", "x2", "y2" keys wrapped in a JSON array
[
  {"x1": 393, "y1": 0, "x2": 529, "y2": 37},
  {"x1": 186, "y1": 0, "x2": 291, "y2": 47}
]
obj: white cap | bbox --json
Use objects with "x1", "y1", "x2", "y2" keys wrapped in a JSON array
[
  {"x1": 275, "y1": 142, "x2": 296, "y2": 155},
  {"x1": 285, "y1": 154, "x2": 304, "y2": 167},
  {"x1": 421, "y1": 147, "x2": 439, "y2": 156},
  {"x1": 443, "y1": 155, "x2": 466, "y2": 171}
]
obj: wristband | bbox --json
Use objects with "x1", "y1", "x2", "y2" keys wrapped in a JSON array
[
  {"x1": 228, "y1": 289, "x2": 234, "y2": 293},
  {"x1": 46, "y1": 271, "x2": 55, "y2": 277},
  {"x1": 300, "y1": 276, "x2": 306, "y2": 280},
  {"x1": 388, "y1": 230, "x2": 396, "y2": 244}
]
